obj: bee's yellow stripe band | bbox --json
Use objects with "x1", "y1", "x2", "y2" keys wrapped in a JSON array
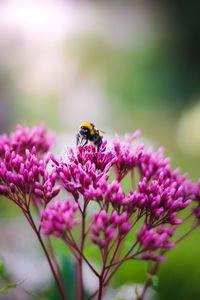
[{"x1": 80, "y1": 123, "x2": 94, "y2": 135}]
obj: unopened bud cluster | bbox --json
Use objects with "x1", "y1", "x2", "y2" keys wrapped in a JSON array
[
  {"x1": 137, "y1": 224, "x2": 176, "y2": 261},
  {"x1": 0, "y1": 123, "x2": 55, "y2": 159},
  {"x1": 90, "y1": 210, "x2": 131, "y2": 248},
  {"x1": 40, "y1": 198, "x2": 80, "y2": 237}
]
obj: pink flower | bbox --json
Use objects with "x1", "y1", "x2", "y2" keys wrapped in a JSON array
[
  {"x1": 113, "y1": 131, "x2": 144, "y2": 181},
  {"x1": 90, "y1": 210, "x2": 131, "y2": 248},
  {"x1": 137, "y1": 224, "x2": 176, "y2": 260},
  {"x1": 0, "y1": 124, "x2": 58, "y2": 207},
  {"x1": 0, "y1": 124, "x2": 195, "y2": 267},
  {"x1": 40, "y1": 198, "x2": 80, "y2": 237},
  {"x1": 52, "y1": 143, "x2": 117, "y2": 201},
  {"x1": 0, "y1": 123, "x2": 55, "y2": 160}
]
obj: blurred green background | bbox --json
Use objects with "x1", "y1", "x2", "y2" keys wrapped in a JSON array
[{"x1": 0, "y1": 0, "x2": 200, "y2": 299}]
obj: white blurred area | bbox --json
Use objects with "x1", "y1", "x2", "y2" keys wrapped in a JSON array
[
  {"x1": 177, "y1": 101, "x2": 200, "y2": 157},
  {"x1": 0, "y1": 0, "x2": 154, "y2": 130}
]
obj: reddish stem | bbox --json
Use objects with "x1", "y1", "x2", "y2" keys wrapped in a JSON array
[
  {"x1": 97, "y1": 248, "x2": 108, "y2": 300},
  {"x1": 24, "y1": 210, "x2": 69, "y2": 300},
  {"x1": 63, "y1": 235, "x2": 99, "y2": 277},
  {"x1": 139, "y1": 262, "x2": 160, "y2": 300},
  {"x1": 77, "y1": 205, "x2": 86, "y2": 300},
  {"x1": 103, "y1": 238, "x2": 121, "y2": 281}
]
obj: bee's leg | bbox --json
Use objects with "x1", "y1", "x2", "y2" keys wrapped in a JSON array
[
  {"x1": 97, "y1": 139, "x2": 102, "y2": 152},
  {"x1": 82, "y1": 139, "x2": 88, "y2": 147},
  {"x1": 76, "y1": 133, "x2": 80, "y2": 145}
]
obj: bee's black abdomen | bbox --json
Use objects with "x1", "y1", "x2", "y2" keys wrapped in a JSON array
[{"x1": 92, "y1": 133, "x2": 103, "y2": 151}]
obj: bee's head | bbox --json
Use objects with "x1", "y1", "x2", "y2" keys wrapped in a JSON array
[
  {"x1": 79, "y1": 126, "x2": 90, "y2": 138},
  {"x1": 79, "y1": 123, "x2": 94, "y2": 138}
]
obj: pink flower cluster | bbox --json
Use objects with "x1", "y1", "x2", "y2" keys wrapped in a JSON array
[
  {"x1": 1, "y1": 123, "x2": 200, "y2": 300},
  {"x1": 85, "y1": 179, "x2": 126, "y2": 209},
  {"x1": 0, "y1": 124, "x2": 58, "y2": 206},
  {"x1": 0, "y1": 146, "x2": 60, "y2": 204},
  {"x1": 39, "y1": 130, "x2": 195, "y2": 262},
  {"x1": 52, "y1": 141, "x2": 117, "y2": 201},
  {"x1": 40, "y1": 198, "x2": 80, "y2": 237},
  {"x1": 137, "y1": 224, "x2": 176, "y2": 261},
  {"x1": 139, "y1": 146, "x2": 169, "y2": 180},
  {"x1": 0, "y1": 123, "x2": 55, "y2": 160},
  {"x1": 113, "y1": 131, "x2": 143, "y2": 181},
  {"x1": 130, "y1": 171, "x2": 192, "y2": 226},
  {"x1": 0, "y1": 123, "x2": 199, "y2": 272},
  {"x1": 90, "y1": 210, "x2": 131, "y2": 248},
  {"x1": 191, "y1": 179, "x2": 200, "y2": 219}
]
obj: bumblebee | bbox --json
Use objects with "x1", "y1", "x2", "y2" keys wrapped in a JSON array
[{"x1": 76, "y1": 122, "x2": 103, "y2": 151}]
